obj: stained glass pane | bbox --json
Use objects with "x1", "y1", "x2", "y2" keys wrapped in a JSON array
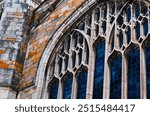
[
  {"x1": 136, "y1": 23, "x2": 140, "y2": 40},
  {"x1": 135, "y1": 3, "x2": 140, "y2": 18},
  {"x1": 127, "y1": 47, "x2": 140, "y2": 99},
  {"x1": 145, "y1": 43, "x2": 150, "y2": 99},
  {"x1": 143, "y1": 19, "x2": 148, "y2": 36},
  {"x1": 63, "y1": 73, "x2": 73, "y2": 99},
  {"x1": 127, "y1": 7, "x2": 131, "y2": 22},
  {"x1": 119, "y1": 30, "x2": 123, "y2": 48},
  {"x1": 93, "y1": 40, "x2": 105, "y2": 99},
  {"x1": 77, "y1": 69, "x2": 88, "y2": 99},
  {"x1": 110, "y1": 55, "x2": 122, "y2": 99},
  {"x1": 127, "y1": 27, "x2": 131, "y2": 44},
  {"x1": 49, "y1": 79, "x2": 59, "y2": 99}
]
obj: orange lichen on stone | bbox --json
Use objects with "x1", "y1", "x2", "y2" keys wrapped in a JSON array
[
  {"x1": 0, "y1": 50, "x2": 6, "y2": 54},
  {"x1": 0, "y1": 63, "x2": 9, "y2": 69}
]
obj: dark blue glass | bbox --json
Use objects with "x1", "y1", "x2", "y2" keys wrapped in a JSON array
[
  {"x1": 127, "y1": 7, "x2": 131, "y2": 22},
  {"x1": 66, "y1": 36, "x2": 71, "y2": 52},
  {"x1": 49, "y1": 79, "x2": 59, "y2": 99},
  {"x1": 73, "y1": 33, "x2": 78, "y2": 48},
  {"x1": 93, "y1": 40, "x2": 105, "y2": 99},
  {"x1": 79, "y1": 35, "x2": 83, "y2": 46},
  {"x1": 63, "y1": 73, "x2": 73, "y2": 99},
  {"x1": 72, "y1": 52, "x2": 76, "y2": 68},
  {"x1": 111, "y1": 36, "x2": 114, "y2": 51},
  {"x1": 110, "y1": 55, "x2": 122, "y2": 99},
  {"x1": 127, "y1": 27, "x2": 131, "y2": 44},
  {"x1": 103, "y1": 4, "x2": 107, "y2": 18},
  {"x1": 86, "y1": 43, "x2": 89, "y2": 64},
  {"x1": 112, "y1": 4, "x2": 115, "y2": 15},
  {"x1": 77, "y1": 69, "x2": 88, "y2": 99},
  {"x1": 58, "y1": 58, "x2": 62, "y2": 74},
  {"x1": 79, "y1": 49, "x2": 82, "y2": 65},
  {"x1": 102, "y1": 21, "x2": 106, "y2": 33},
  {"x1": 119, "y1": 31, "x2": 123, "y2": 48},
  {"x1": 145, "y1": 43, "x2": 150, "y2": 98},
  {"x1": 127, "y1": 47, "x2": 140, "y2": 99},
  {"x1": 136, "y1": 23, "x2": 140, "y2": 40},
  {"x1": 65, "y1": 55, "x2": 69, "y2": 70},
  {"x1": 95, "y1": 24, "x2": 99, "y2": 37},
  {"x1": 141, "y1": 6, "x2": 147, "y2": 16},
  {"x1": 143, "y1": 19, "x2": 148, "y2": 36},
  {"x1": 135, "y1": 3, "x2": 140, "y2": 18},
  {"x1": 95, "y1": 8, "x2": 100, "y2": 22}
]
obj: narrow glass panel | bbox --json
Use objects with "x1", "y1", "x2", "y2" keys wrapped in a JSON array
[
  {"x1": 79, "y1": 49, "x2": 82, "y2": 65},
  {"x1": 110, "y1": 55, "x2": 122, "y2": 99},
  {"x1": 127, "y1": 47, "x2": 140, "y2": 99},
  {"x1": 49, "y1": 79, "x2": 59, "y2": 99},
  {"x1": 135, "y1": 3, "x2": 140, "y2": 18},
  {"x1": 145, "y1": 43, "x2": 150, "y2": 99},
  {"x1": 63, "y1": 73, "x2": 73, "y2": 99},
  {"x1": 93, "y1": 40, "x2": 105, "y2": 99},
  {"x1": 127, "y1": 6, "x2": 131, "y2": 22},
  {"x1": 143, "y1": 19, "x2": 148, "y2": 36},
  {"x1": 119, "y1": 30, "x2": 123, "y2": 48},
  {"x1": 136, "y1": 22, "x2": 140, "y2": 40},
  {"x1": 126, "y1": 27, "x2": 131, "y2": 44},
  {"x1": 77, "y1": 69, "x2": 88, "y2": 99}
]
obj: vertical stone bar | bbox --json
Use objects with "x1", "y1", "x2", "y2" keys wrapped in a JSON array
[
  {"x1": 140, "y1": 46, "x2": 147, "y2": 99},
  {"x1": 122, "y1": 53, "x2": 127, "y2": 99},
  {"x1": 86, "y1": 10, "x2": 95, "y2": 99},
  {"x1": 103, "y1": 1, "x2": 110, "y2": 99},
  {"x1": 71, "y1": 74, "x2": 77, "y2": 99}
]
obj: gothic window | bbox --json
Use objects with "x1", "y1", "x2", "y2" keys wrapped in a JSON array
[
  {"x1": 43, "y1": 0, "x2": 150, "y2": 99},
  {"x1": 63, "y1": 73, "x2": 73, "y2": 99},
  {"x1": 127, "y1": 46, "x2": 140, "y2": 99},
  {"x1": 93, "y1": 39, "x2": 105, "y2": 99},
  {"x1": 110, "y1": 54, "x2": 122, "y2": 99},
  {"x1": 145, "y1": 43, "x2": 150, "y2": 99},
  {"x1": 77, "y1": 69, "x2": 88, "y2": 99}
]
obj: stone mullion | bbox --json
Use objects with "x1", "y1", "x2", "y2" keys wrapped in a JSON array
[
  {"x1": 54, "y1": 57, "x2": 59, "y2": 76},
  {"x1": 71, "y1": 73, "x2": 77, "y2": 99},
  {"x1": 42, "y1": 70, "x2": 50, "y2": 99},
  {"x1": 57, "y1": 79, "x2": 63, "y2": 99},
  {"x1": 114, "y1": 2, "x2": 119, "y2": 49},
  {"x1": 86, "y1": 10, "x2": 95, "y2": 99},
  {"x1": 103, "y1": 2, "x2": 111, "y2": 99},
  {"x1": 43, "y1": 67, "x2": 50, "y2": 99},
  {"x1": 61, "y1": 58, "x2": 65, "y2": 73},
  {"x1": 122, "y1": 53, "x2": 127, "y2": 99},
  {"x1": 131, "y1": 3, "x2": 136, "y2": 42},
  {"x1": 76, "y1": 51, "x2": 79, "y2": 67},
  {"x1": 68, "y1": 35, "x2": 73, "y2": 70},
  {"x1": 140, "y1": 46, "x2": 147, "y2": 99}
]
